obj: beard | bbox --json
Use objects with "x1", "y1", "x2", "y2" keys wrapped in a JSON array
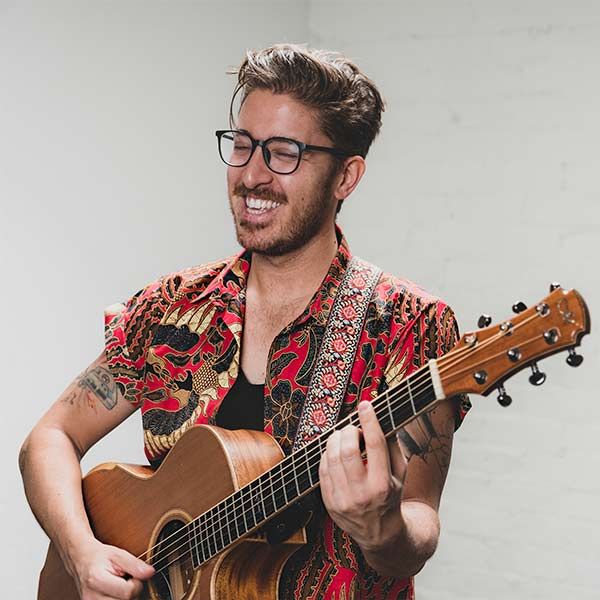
[{"x1": 229, "y1": 168, "x2": 338, "y2": 257}]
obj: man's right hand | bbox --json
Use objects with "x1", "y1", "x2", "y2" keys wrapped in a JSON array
[{"x1": 70, "y1": 539, "x2": 155, "y2": 600}]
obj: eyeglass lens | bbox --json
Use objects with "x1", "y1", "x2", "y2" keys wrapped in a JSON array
[{"x1": 219, "y1": 131, "x2": 301, "y2": 174}]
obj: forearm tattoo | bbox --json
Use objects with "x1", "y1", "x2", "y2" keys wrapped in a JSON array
[
  {"x1": 396, "y1": 409, "x2": 452, "y2": 477},
  {"x1": 18, "y1": 442, "x2": 29, "y2": 476},
  {"x1": 63, "y1": 365, "x2": 118, "y2": 411}
]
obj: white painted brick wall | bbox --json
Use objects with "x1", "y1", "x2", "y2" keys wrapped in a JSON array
[
  {"x1": 309, "y1": 1, "x2": 600, "y2": 598},
  {"x1": 4, "y1": 2, "x2": 598, "y2": 598}
]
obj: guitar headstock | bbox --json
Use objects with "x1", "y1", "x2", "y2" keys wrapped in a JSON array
[{"x1": 439, "y1": 286, "x2": 590, "y2": 402}]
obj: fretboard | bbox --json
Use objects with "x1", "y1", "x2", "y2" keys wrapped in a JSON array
[{"x1": 151, "y1": 362, "x2": 440, "y2": 572}]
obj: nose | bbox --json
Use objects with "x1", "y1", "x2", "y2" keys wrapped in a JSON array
[{"x1": 240, "y1": 145, "x2": 274, "y2": 190}]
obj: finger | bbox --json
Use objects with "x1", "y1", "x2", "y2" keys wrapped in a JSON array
[
  {"x1": 339, "y1": 424, "x2": 366, "y2": 486},
  {"x1": 112, "y1": 548, "x2": 155, "y2": 581},
  {"x1": 319, "y1": 451, "x2": 335, "y2": 505},
  {"x1": 389, "y1": 434, "x2": 409, "y2": 484},
  {"x1": 357, "y1": 401, "x2": 391, "y2": 479},
  {"x1": 89, "y1": 571, "x2": 141, "y2": 600},
  {"x1": 124, "y1": 577, "x2": 145, "y2": 599},
  {"x1": 325, "y1": 430, "x2": 351, "y2": 500}
]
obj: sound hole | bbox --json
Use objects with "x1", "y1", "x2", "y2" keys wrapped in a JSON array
[{"x1": 148, "y1": 519, "x2": 195, "y2": 600}]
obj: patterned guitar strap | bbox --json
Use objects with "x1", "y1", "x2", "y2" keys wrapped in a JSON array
[{"x1": 292, "y1": 256, "x2": 382, "y2": 452}]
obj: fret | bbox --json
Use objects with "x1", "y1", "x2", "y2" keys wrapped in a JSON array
[
  {"x1": 199, "y1": 513, "x2": 211, "y2": 563},
  {"x1": 385, "y1": 389, "x2": 396, "y2": 432},
  {"x1": 190, "y1": 518, "x2": 202, "y2": 568},
  {"x1": 259, "y1": 478, "x2": 269, "y2": 521},
  {"x1": 234, "y1": 490, "x2": 248, "y2": 538},
  {"x1": 278, "y1": 462, "x2": 289, "y2": 505},
  {"x1": 406, "y1": 378, "x2": 417, "y2": 417},
  {"x1": 294, "y1": 446, "x2": 310, "y2": 494},
  {"x1": 205, "y1": 511, "x2": 217, "y2": 558},
  {"x1": 241, "y1": 485, "x2": 254, "y2": 532},
  {"x1": 230, "y1": 492, "x2": 241, "y2": 541},
  {"x1": 309, "y1": 439, "x2": 323, "y2": 486},
  {"x1": 268, "y1": 468, "x2": 279, "y2": 512},
  {"x1": 304, "y1": 444, "x2": 315, "y2": 489},
  {"x1": 413, "y1": 376, "x2": 435, "y2": 413},
  {"x1": 213, "y1": 506, "x2": 225, "y2": 553},
  {"x1": 247, "y1": 481, "x2": 258, "y2": 527},
  {"x1": 283, "y1": 474, "x2": 297, "y2": 505},
  {"x1": 249, "y1": 478, "x2": 265, "y2": 525},
  {"x1": 221, "y1": 497, "x2": 233, "y2": 548},
  {"x1": 290, "y1": 454, "x2": 301, "y2": 497},
  {"x1": 197, "y1": 517, "x2": 206, "y2": 564}
]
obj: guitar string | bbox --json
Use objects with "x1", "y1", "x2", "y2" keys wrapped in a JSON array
[
  {"x1": 144, "y1": 314, "x2": 541, "y2": 572},
  {"x1": 147, "y1": 373, "x2": 433, "y2": 575},
  {"x1": 150, "y1": 324, "x2": 545, "y2": 579},
  {"x1": 143, "y1": 310, "x2": 536, "y2": 568},
  {"x1": 143, "y1": 313, "x2": 542, "y2": 572},
  {"x1": 141, "y1": 363, "x2": 438, "y2": 568},
  {"x1": 137, "y1": 316, "x2": 504, "y2": 565},
  {"x1": 143, "y1": 314, "x2": 540, "y2": 572}
]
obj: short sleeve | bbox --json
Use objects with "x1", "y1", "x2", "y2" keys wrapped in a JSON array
[
  {"x1": 103, "y1": 279, "x2": 167, "y2": 408},
  {"x1": 384, "y1": 299, "x2": 471, "y2": 429}
]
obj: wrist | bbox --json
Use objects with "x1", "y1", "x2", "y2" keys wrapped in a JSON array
[
  {"x1": 57, "y1": 529, "x2": 98, "y2": 577},
  {"x1": 358, "y1": 503, "x2": 439, "y2": 578},
  {"x1": 358, "y1": 509, "x2": 407, "y2": 554}
]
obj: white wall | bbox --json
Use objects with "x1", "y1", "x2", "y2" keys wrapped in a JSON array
[
  {"x1": 308, "y1": 2, "x2": 599, "y2": 598},
  {"x1": 0, "y1": 2, "x2": 308, "y2": 596},
  {"x1": 2, "y1": 2, "x2": 599, "y2": 598}
]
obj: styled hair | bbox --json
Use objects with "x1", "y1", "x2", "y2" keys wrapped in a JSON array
[{"x1": 229, "y1": 44, "x2": 385, "y2": 159}]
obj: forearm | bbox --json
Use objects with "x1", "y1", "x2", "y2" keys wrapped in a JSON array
[
  {"x1": 19, "y1": 426, "x2": 95, "y2": 574},
  {"x1": 359, "y1": 500, "x2": 440, "y2": 579}
]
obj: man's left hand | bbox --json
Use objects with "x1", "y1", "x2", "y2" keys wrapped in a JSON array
[{"x1": 319, "y1": 400, "x2": 409, "y2": 551}]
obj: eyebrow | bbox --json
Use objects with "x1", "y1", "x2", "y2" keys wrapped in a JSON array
[{"x1": 236, "y1": 128, "x2": 305, "y2": 142}]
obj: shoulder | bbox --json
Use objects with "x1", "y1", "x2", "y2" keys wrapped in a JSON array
[
  {"x1": 105, "y1": 254, "x2": 237, "y2": 325},
  {"x1": 370, "y1": 268, "x2": 455, "y2": 327}
]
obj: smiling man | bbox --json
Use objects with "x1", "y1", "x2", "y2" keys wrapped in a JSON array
[{"x1": 21, "y1": 44, "x2": 469, "y2": 599}]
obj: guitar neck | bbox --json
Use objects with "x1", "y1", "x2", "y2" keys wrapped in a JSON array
[{"x1": 172, "y1": 362, "x2": 442, "y2": 570}]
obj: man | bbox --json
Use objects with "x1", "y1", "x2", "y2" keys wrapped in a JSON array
[{"x1": 20, "y1": 44, "x2": 469, "y2": 599}]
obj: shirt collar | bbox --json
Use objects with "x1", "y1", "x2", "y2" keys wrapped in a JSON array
[{"x1": 187, "y1": 226, "x2": 353, "y2": 328}]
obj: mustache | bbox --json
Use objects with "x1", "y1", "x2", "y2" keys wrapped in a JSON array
[{"x1": 233, "y1": 184, "x2": 287, "y2": 204}]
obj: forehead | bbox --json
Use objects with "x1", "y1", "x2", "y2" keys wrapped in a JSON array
[{"x1": 237, "y1": 90, "x2": 326, "y2": 142}]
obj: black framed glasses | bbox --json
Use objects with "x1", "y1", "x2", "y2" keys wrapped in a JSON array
[{"x1": 215, "y1": 129, "x2": 350, "y2": 175}]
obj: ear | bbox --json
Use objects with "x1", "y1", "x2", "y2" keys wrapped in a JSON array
[{"x1": 333, "y1": 156, "x2": 366, "y2": 202}]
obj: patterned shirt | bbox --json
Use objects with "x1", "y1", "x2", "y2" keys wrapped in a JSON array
[{"x1": 104, "y1": 229, "x2": 470, "y2": 600}]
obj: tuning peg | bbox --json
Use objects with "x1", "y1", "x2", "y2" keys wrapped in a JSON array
[
  {"x1": 512, "y1": 301, "x2": 527, "y2": 314},
  {"x1": 528, "y1": 362, "x2": 547, "y2": 386},
  {"x1": 477, "y1": 314, "x2": 492, "y2": 328},
  {"x1": 566, "y1": 348, "x2": 584, "y2": 367},
  {"x1": 497, "y1": 384, "x2": 512, "y2": 407},
  {"x1": 549, "y1": 282, "x2": 561, "y2": 292}
]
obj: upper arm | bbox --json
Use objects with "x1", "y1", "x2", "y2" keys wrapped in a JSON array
[
  {"x1": 395, "y1": 396, "x2": 458, "y2": 511},
  {"x1": 32, "y1": 349, "x2": 138, "y2": 458},
  {"x1": 384, "y1": 298, "x2": 468, "y2": 511},
  {"x1": 27, "y1": 278, "x2": 168, "y2": 458}
]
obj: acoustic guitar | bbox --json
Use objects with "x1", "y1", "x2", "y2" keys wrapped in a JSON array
[{"x1": 37, "y1": 285, "x2": 590, "y2": 599}]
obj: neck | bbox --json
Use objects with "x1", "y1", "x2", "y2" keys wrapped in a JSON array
[
  {"x1": 160, "y1": 362, "x2": 441, "y2": 572},
  {"x1": 247, "y1": 227, "x2": 339, "y2": 301}
]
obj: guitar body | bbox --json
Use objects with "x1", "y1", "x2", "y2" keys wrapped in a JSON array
[{"x1": 38, "y1": 425, "x2": 307, "y2": 600}]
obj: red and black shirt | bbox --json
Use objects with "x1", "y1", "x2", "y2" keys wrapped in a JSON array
[{"x1": 104, "y1": 230, "x2": 470, "y2": 599}]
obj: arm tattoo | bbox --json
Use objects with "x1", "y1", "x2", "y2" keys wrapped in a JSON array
[
  {"x1": 63, "y1": 366, "x2": 118, "y2": 411},
  {"x1": 18, "y1": 442, "x2": 29, "y2": 476},
  {"x1": 396, "y1": 409, "x2": 452, "y2": 477}
]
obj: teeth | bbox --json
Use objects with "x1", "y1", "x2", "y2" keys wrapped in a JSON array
[{"x1": 245, "y1": 196, "x2": 281, "y2": 210}]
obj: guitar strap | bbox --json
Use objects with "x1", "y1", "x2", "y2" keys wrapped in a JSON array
[{"x1": 292, "y1": 256, "x2": 382, "y2": 451}]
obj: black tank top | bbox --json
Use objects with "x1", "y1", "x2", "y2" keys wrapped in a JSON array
[{"x1": 215, "y1": 369, "x2": 264, "y2": 431}]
